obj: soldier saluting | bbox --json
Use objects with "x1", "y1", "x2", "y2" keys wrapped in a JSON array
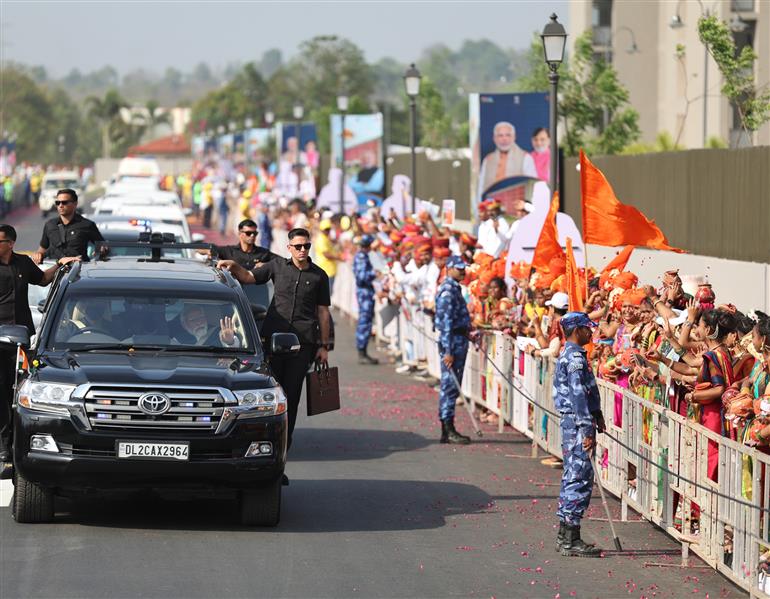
[{"x1": 554, "y1": 312, "x2": 606, "y2": 557}]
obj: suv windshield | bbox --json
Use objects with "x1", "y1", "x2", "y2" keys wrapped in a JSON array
[{"x1": 48, "y1": 291, "x2": 256, "y2": 353}]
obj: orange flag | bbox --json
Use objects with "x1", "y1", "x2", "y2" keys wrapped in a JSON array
[
  {"x1": 530, "y1": 192, "x2": 565, "y2": 275},
  {"x1": 565, "y1": 237, "x2": 584, "y2": 312},
  {"x1": 602, "y1": 245, "x2": 634, "y2": 275},
  {"x1": 580, "y1": 151, "x2": 685, "y2": 253}
]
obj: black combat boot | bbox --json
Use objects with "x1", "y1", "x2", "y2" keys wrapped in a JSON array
[
  {"x1": 555, "y1": 521, "x2": 567, "y2": 552},
  {"x1": 560, "y1": 524, "x2": 602, "y2": 557},
  {"x1": 443, "y1": 419, "x2": 471, "y2": 445},
  {"x1": 440, "y1": 421, "x2": 449, "y2": 443},
  {"x1": 358, "y1": 347, "x2": 379, "y2": 365}
]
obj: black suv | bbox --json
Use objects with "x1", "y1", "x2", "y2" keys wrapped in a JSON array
[{"x1": 0, "y1": 241, "x2": 298, "y2": 526}]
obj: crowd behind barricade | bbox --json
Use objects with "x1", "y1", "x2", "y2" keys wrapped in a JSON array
[{"x1": 273, "y1": 195, "x2": 770, "y2": 581}]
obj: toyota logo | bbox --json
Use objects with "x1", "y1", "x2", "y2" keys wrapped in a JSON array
[{"x1": 137, "y1": 392, "x2": 171, "y2": 416}]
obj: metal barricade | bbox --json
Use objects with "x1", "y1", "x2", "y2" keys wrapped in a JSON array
[{"x1": 328, "y1": 256, "x2": 770, "y2": 595}]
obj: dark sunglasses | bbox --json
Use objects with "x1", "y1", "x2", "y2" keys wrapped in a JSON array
[
  {"x1": 239, "y1": 230, "x2": 258, "y2": 237},
  {"x1": 290, "y1": 243, "x2": 312, "y2": 251},
  {"x1": 55, "y1": 200, "x2": 74, "y2": 206}
]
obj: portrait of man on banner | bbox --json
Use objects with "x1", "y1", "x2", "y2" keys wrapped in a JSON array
[{"x1": 470, "y1": 92, "x2": 550, "y2": 222}]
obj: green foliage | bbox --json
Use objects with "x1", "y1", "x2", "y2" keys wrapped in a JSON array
[
  {"x1": 560, "y1": 32, "x2": 641, "y2": 156},
  {"x1": 698, "y1": 15, "x2": 770, "y2": 141},
  {"x1": 0, "y1": 68, "x2": 56, "y2": 162},
  {"x1": 512, "y1": 31, "x2": 640, "y2": 156},
  {"x1": 621, "y1": 131, "x2": 686, "y2": 155},
  {"x1": 706, "y1": 135, "x2": 728, "y2": 149},
  {"x1": 513, "y1": 34, "x2": 551, "y2": 92}
]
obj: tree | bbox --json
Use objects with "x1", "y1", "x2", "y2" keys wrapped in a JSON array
[
  {"x1": 698, "y1": 14, "x2": 770, "y2": 146},
  {"x1": 86, "y1": 89, "x2": 130, "y2": 158},
  {"x1": 512, "y1": 32, "x2": 639, "y2": 156},
  {"x1": 259, "y1": 49, "x2": 283, "y2": 78},
  {"x1": 0, "y1": 68, "x2": 56, "y2": 161}
]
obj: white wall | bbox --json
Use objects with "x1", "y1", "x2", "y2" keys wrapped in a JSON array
[{"x1": 587, "y1": 244, "x2": 770, "y2": 313}]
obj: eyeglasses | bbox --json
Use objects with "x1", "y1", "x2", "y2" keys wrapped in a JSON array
[
  {"x1": 240, "y1": 230, "x2": 258, "y2": 237},
  {"x1": 54, "y1": 200, "x2": 74, "y2": 206},
  {"x1": 289, "y1": 243, "x2": 312, "y2": 251}
]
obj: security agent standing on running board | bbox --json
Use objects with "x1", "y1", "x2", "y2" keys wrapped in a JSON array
[
  {"x1": 434, "y1": 255, "x2": 472, "y2": 445},
  {"x1": 33, "y1": 188, "x2": 103, "y2": 264},
  {"x1": 554, "y1": 312, "x2": 606, "y2": 557},
  {"x1": 218, "y1": 227, "x2": 332, "y2": 454},
  {"x1": 0, "y1": 224, "x2": 79, "y2": 471}
]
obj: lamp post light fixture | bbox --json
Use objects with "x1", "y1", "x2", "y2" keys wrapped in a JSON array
[
  {"x1": 264, "y1": 109, "x2": 275, "y2": 126},
  {"x1": 217, "y1": 125, "x2": 225, "y2": 135},
  {"x1": 540, "y1": 13, "x2": 567, "y2": 200},
  {"x1": 292, "y1": 103, "x2": 304, "y2": 168},
  {"x1": 228, "y1": 121, "x2": 237, "y2": 133},
  {"x1": 403, "y1": 63, "x2": 421, "y2": 215},
  {"x1": 337, "y1": 93, "x2": 349, "y2": 215},
  {"x1": 244, "y1": 117, "x2": 254, "y2": 130}
]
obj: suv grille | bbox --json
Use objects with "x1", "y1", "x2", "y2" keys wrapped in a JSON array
[{"x1": 84, "y1": 386, "x2": 229, "y2": 433}]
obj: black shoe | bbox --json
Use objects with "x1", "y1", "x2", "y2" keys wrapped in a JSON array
[
  {"x1": 555, "y1": 522, "x2": 567, "y2": 552},
  {"x1": 560, "y1": 524, "x2": 602, "y2": 557},
  {"x1": 358, "y1": 349, "x2": 379, "y2": 365},
  {"x1": 442, "y1": 419, "x2": 471, "y2": 445},
  {"x1": 440, "y1": 421, "x2": 449, "y2": 443},
  {"x1": 281, "y1": 473, "x2": 290, "y2": 486}
]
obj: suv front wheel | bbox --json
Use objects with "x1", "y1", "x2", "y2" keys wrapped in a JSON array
[
  {"x1": 239, "y1": 478, "x2": 281, "y2": 527},
  {"x1": 12, "y1": 471, "x2": 55, "y2": 523}
]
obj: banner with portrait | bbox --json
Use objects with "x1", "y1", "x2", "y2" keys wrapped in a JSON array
[
  {"x1": 469, "y1": 92, "x2": 550, "y2": 222},
  {"x1": 330, "y1": 113, "x2": 385, "y2": 203},
  {"x1": 245, "y1": 128, "x2": 272, "y2": 165}
]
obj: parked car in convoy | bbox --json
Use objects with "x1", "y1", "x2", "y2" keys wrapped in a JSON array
[
  {"x1": 39, "y1": 171, "x2": 82, "y2": 216},
  {"x1": 1, "y1": 237, "x2": 298, "y2": 526}
]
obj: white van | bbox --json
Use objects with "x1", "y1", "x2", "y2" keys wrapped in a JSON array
[{"x1": 39, "y1": 171, "x2": 82, "y2": 216}]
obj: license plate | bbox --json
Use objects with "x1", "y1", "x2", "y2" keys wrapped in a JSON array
[{"x1": 117, "y1": 441, "x2": 189, "y2": 461}]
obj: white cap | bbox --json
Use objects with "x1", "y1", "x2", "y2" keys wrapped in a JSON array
[
  {"x1": 546, "y1": 292, "x2": 569, "y2": 310},
  {"x1": 656, "y1": 308, "x2": 688, "y2": 327}
]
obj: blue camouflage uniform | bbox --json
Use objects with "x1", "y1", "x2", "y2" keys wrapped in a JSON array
[
  {"x1": 554, "y1": 339, "x2": 601, "y2": 526},
  {"x1": 353, "y1": 245, "x2": 376, "y2": 351},
  {"x1": 434, "y1": 259, "x2": 471, "y2": 421}
]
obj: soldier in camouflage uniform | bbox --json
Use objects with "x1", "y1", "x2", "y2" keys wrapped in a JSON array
[
  {"x1": 554, "y1": 311, "x2": 606, "y2": 557},
  {"x1": 353, "y1": 234, "x2": 378, "y2": 365},
  {"x1": 434, "y1": 255, "x2": 471, "y2": 444}
]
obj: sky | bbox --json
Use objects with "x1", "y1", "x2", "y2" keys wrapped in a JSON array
[{"x1": 1, "y1": 0, "x2": 568, "y2": 76}]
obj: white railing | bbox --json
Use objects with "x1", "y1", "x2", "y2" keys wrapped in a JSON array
[{"x1": 331, "y1": 262, "x2": 770, "y2": 596}]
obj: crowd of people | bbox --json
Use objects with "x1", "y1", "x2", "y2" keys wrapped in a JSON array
[{"x1": 246, "y1": 195, "x2": 769, "y2": 528}]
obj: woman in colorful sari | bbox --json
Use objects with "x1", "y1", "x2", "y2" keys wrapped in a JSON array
[{"x1": 683, "y1": 309, "x2": 737, "y2": 482}]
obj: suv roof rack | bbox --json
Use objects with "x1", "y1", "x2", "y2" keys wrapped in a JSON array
[{"x1": 95, "y1": 232, "x2": 213, "y2": 263}]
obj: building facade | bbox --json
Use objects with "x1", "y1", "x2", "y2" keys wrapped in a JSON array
[{"x1": 569, "y1": 0, "x2": 770, "y2": 148}]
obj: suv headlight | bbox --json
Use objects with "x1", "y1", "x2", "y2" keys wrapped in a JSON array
[
  {"x1": 233, "y1": 387, "x2": 287, "y2": 417},
  {"x1": 18, "y1": 380, "x2": 77, "y2": 416}
]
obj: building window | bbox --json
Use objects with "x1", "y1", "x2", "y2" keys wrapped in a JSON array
[
  {"x1": 592, "y1": 0, "x2": 613, "y2": 47},
  {"x1": 731, "y1": 0, "x2": 754, "y2": 12}
]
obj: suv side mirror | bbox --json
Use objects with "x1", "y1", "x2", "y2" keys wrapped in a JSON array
[
  {"x1": 0, "y1": 325, "x2": 31, "y2": 349},
  {"x1": 270, "y1": 333, "x2": 300, "y2": 355},
  {"x1": 251, "y1": 304, "x2": 267, "y2": 322}
]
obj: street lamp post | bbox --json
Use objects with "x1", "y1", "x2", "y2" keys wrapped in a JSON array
[
  {"x1": 403, "y1": 63, "x2": 421, "y2": 215},
  {"x1": 337, "y1": 93, "x2": 349, "y2": 215},
  {"x1": 292, "y1": 102, "x2": 304, "y2": 168},
  {"x1": 244, "y1": 118, "x2": 254, "y2": 166},
  {"x1": 541, "y1": 13, "x2": 567, "y2": 201},
  {"x1": 264, "y1": 109, "x2": 275, "y2": 164}
]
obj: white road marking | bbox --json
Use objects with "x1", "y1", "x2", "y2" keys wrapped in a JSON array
[{"x1": 0, "y1": 479, "x2": 13, "y2": 507}]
